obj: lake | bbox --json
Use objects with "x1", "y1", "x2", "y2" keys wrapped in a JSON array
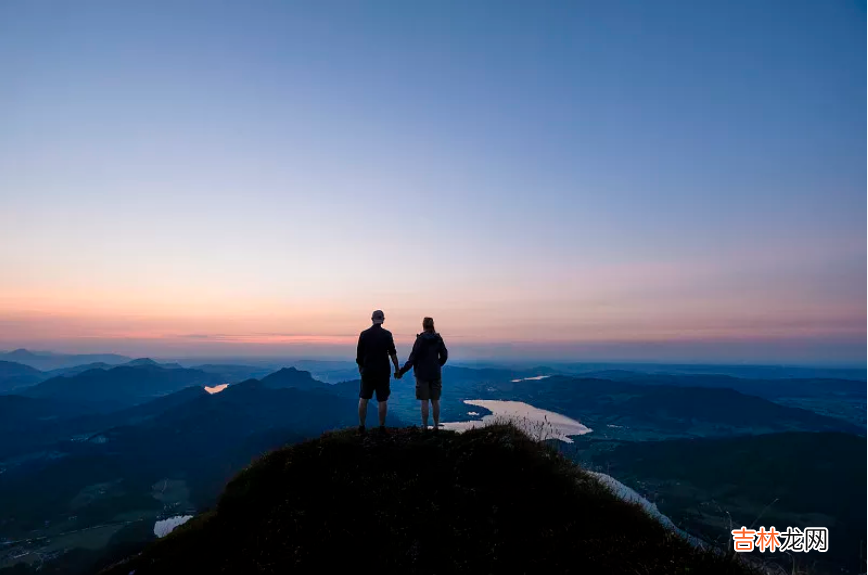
[
  {"x1": 441, "y1": 400, "x2": 592, "y2": 443},
  {"x1": 154, "y1": 515, "x2": 194, "y2": 538}
]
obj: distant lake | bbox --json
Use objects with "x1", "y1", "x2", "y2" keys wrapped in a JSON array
[
  {"x1": 205, "y1": 384, "x2": 229, "y2": 395},
  {"x1": 154, "y1": 515, "x2": 194, "y2": 538},
  {"x1": 441, "y1": 400, "x2": 592, "y2": 443}
]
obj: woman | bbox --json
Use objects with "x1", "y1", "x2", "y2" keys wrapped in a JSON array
[{"x1": 397, "y1": 317, "x2": 449, "y2": 429}]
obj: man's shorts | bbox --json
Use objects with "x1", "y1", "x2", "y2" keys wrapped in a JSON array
[
  {"x1": 415, "y1": 378, "x2": 442, "y2": 401},
  {"x1": 360, "y1": 375, "x2": 391, "y2": 402}
]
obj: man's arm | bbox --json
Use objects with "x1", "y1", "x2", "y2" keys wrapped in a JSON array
[
  {"x1": 439, "y1": 337, "x2": 449, "y2": 366},
  {"x1": 388, "y1": 333, "x2": 400, "y2": 374},
  {"x1": 356, "y1": 333, "x2": 365, "y2": 374}
]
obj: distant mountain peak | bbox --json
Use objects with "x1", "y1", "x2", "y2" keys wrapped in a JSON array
[
  {"x1": 272, "y1": 366, "x2": 303, "y2": 375},
  {"x1": 126, "y1": 358, "x2": 160, "y2": 366},
  {"x1": 260, "y1": 367, "x2": 324, "y2": 391},
  {"x1": 6, "y1": 349, "x2": 40, "y2": 359}
]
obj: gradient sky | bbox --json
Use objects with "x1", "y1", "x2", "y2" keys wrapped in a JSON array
[{"x1": 1, "y1": 1, "x2": 865, "y2": 364}]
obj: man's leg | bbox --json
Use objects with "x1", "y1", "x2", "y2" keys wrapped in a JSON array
[
  {"x1": 420, "y1": 400, "x2": 430, "y2": 429},
  {"x1": 432, "y1": 399, "x2": 440, "y2": 428},
  {"x1": 358, "y1": 398, "x2": 369, "y2": 427},
  {"x1": 378, "y1": 401, "x2": 388, "y2": 427}
]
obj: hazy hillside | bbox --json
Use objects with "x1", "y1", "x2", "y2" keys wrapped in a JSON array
[
  {"x1": 335, "y1": 371, "x2": 862, "y2": 439},
  {"x1": 0, "y1": 362, "x2": 862, "y2": 574},
  {"x1": 573, "y1": 372, "x2": 867, "y2": 426},
  {"x1": 188, "y1": 364, "x2": 274, "y2": 382},
  {"x1": 0, "y1": 350, "x2": 131, "y2": 371},
  {"x1": 21, "y1": 364, "x2": 225, "y2": 410},
  {"x1": 259, "y1": 366, "x2": 329, "y2": 391},
  {"x1": 481, "y1": 375, "x2": 861, "y2": 439},
  {"x1": 552, "y1": 363, "x2": 867, "y2": 382},
  {"x1": 0, "y1": 360, "x2": 45, "y2": 392},
  {"x1": 0, "y1": 387, "x2": 211, "y2": 460},
  {"x1": 0, "y1": 378, "x2": 402, "y2": 573},
  {"x1": 575, "y1": 432, "x2": 867, "y2": 575},
  {"x1": 100, "y1": 425, "x2": 758, "y2": 575},
  {"x1": 45, "y1": 362, "x2": 115, "y2": 378}
]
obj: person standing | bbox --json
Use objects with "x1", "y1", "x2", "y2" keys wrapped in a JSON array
[
  {"x1": 356, "y1": 309, "x2": 400, "y2": 434},
  {"x1": 397, "y1": 317, "x2": 448, "y2": 430}
]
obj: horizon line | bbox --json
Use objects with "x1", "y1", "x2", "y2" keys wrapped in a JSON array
[{"x1": 2, "y1": 346, "x2": 865, "y2": 370}]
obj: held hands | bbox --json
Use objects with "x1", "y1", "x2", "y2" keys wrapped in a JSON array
[{"x1": 394, "y1": 369, "x2": 403, "y2": 380}]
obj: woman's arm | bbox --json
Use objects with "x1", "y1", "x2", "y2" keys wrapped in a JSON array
[
  {"x1": 438, "y1": 337, "x2": 448, "y2": 366},
  {"x1": 399, "y1": 336, "x2": 420, "y2": 376}
]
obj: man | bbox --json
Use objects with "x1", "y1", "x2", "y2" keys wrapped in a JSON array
[
  {"x1": 356, "y1": 309, "x2": 400, "y2": 434},
  {"x1": 397, "y1": 317, "x2": 448, "y2": 430}
]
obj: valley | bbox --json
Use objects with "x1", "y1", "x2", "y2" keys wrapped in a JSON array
[{"x1": 0, "y1": 356, "x2": 864, "y2": 575}]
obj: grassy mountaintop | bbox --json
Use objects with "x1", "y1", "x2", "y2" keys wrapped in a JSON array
[{"x1": 103, "y1": 425, "x2": 757, "y2": 575}]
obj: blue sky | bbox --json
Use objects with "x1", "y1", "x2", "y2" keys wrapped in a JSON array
[{"x1": 0, "y1": 1, "x2": 864, "y2": 363}]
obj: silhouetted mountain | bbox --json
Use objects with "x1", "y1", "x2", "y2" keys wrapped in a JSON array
[
  {"x1": 327, "y1": 365, "x2": 567, "y2": 423},
  {"x1": 100, "y1": 425, "x2": 756, "y2": 575},
  {"x1": 0, "y1": 395, "x2": 94, "y2": 431},
  {"x1": 123, "y1": 358, "x2": 183, "y2": 369},
  {"x1": 260, "y1": 367, "x2": 327, "y2": 391},
  {"x1": 552, "y1": 362, "x2": 867, "y2": 382},
  {"x1": 354, "y1": 369, "x2": 861, "y2": 439},
  {"x1": 44, "y1": 362, "x2": 114, "y2": 378},
  {"x1": 4, "y1": 349, "x2": 40, "y2": 360},
  {"x1": 0, "y1": 350, "x2": 131, "y2": 371},
  {"x1": 0, "y1": 363, "x2": 860, "y2": 575},
  {"x1": 580, "y1": 370, "x2": 865, "y2": 399},
  {"x1": 0, "y1": 380, "x2": 396, "y2": 569},
  {"x1": 0, "y1": 360, "x2": 42, "y2": 378},
  {"x1": 132, "y1": 379, "x2": 375, "y2": 438},
  {"x1": 0, "y1": 360, "x2": 46, "y2": 392},
  {"x1": 188, "y1": 364, "x2": 274, "y2": 382},
  {"x1": 579, "y1": 432, "x2": 867, "y2": 575},
  {"x1": 442, "y1": 364, "x2": 553, "y2": 384},
  {"x1": 21, "y1": 364, "x2": 224, "y2": 411},
  {"x1": 125, "y1": 358, "x2": 160, "y2": 367},
  {"x1": 106, "y1": 386, "x2": 210, "y2": 424},
  {"x1": 570, "y1": 371, "x2": 867, "y2": 426},
  {"x1": 477, "y1": 375, "x2": 861, "y2": 438},
  {"x1": 0, "y1": 395, "x2": 103, "y2": 459},
  {"x1": 0, "y1": 387, "x2": 211, "y2": 461}
]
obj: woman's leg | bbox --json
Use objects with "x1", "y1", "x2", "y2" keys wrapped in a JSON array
[{"x1": 420, "y1": 400, "x2": 429, "y2": 428}]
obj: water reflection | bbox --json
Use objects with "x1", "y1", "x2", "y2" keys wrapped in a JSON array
[
  {"x1": 441, "y1": 400, "x2": 592, "y2": 443},
  {"x1": 154, "y1": 515, "x2": 194, "y2": 537},
  {"x1": 510, "y1": 375, "x2": 551, "y2": 383}
]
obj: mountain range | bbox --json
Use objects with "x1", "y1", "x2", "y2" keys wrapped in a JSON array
[
  {"x1": 0, "y1": 356, "x2": 863, "y2": 575},
  {"x1": 0, "y1": 350, "x2": 132, "y2": 371},
  {"x1": 21, "y1": 364, "x2": 225, "y2": 412}
]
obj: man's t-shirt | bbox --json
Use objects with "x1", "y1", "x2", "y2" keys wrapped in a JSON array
[{"x1": 356, "y1": 324, "x2": 396, "y2": 379}]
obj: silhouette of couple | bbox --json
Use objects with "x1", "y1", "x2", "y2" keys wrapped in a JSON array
[{"x1": 356, "y1": 310, "x2": 448, "y2": 434}]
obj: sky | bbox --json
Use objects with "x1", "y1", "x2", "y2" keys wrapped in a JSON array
[{"x1": 0, "y1": 1, "x2": 865, "y2": 364}]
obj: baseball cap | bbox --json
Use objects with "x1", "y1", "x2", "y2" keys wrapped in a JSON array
[{"x1": 371, "y1": 310, "x2": 385, "y2": 324}]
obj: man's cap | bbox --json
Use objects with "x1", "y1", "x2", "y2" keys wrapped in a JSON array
[{"x1": 371, "y1": 310, "x2": 385, "y2": 324}]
